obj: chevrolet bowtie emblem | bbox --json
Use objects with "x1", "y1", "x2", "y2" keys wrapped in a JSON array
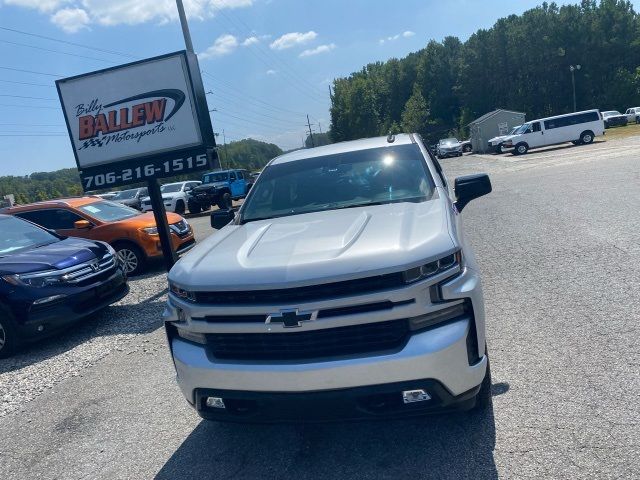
[{"x1": 266, "y1": 309, "x2": 318, "y2": 328}]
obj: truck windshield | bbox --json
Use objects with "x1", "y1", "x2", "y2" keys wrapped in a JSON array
[
  {"x1": 241, "y1": 144, "x2": 434, "y2": 223},
  {"x1": 161, "y1": 184, "x2": 182, "y2": 193},
  {"x1": 203, "y1": 172, "x2": 229, "y2": 183}
]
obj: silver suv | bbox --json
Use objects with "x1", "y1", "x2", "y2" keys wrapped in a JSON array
[{"x1": 164, "y1": 133, "x2": 493, "y2": 422}]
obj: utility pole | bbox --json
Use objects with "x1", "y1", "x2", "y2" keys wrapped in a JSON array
[
  {"x1": 569, "y1": 64, "x2": 581, "y2": 112},
  {"x1": 176, "y1": 0, "x2": 194, "y2": 53},
  {"x1": 318, "y1": 122, "x2": 323, "y2": 134},
  {"x1": 306, "y1": 114, "x2": 315, "y2": 147},
  {"x1": 222, "y1": 129, "x2": 228, "y2": 169}
]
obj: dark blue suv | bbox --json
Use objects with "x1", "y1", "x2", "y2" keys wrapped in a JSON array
[{"x1": 0, "y1": 214, "x2": 129, "y2": 358}]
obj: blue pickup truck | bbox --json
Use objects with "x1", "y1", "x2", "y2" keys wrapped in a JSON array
[{"x1": 187, "y1": 169, "x2": 253, "y2": 214}]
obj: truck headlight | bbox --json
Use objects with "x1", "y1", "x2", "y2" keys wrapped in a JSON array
[
  {"x1": 3, "y1": 270, "x2": 64, "y2": 288},
  {"x1": 403, "y1": 251, "x2": 462, "y2": 284},
  {"x1": 169, "y1": 281, "x2": 197, "y2": 302}
]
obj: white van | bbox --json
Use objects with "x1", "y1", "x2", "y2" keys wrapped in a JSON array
[{"x1": 502, "y1": 109, "x2": 604, "y2": 155}]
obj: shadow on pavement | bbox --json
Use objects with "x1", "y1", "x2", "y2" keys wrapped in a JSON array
[{"x1": 156, "y1": 403, "x2": 498, "y2": 480}]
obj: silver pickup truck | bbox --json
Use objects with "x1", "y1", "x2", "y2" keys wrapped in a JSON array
[{"x1": 164, "y1": 133, "x2": 493, "y2": 422}]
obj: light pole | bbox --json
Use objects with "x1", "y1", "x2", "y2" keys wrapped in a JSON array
[{"x1": 569, "y1": 64, "x2": 581, "y2": 112}]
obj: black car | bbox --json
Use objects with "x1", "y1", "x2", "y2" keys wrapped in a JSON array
[
  {"x1": 0, "y1": 214, "x2": 129, "y2": 358},
  {"x1": 602, "y1": 110, "x2": 628, "y2": 128}
]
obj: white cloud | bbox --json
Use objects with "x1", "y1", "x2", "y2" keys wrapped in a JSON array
[
  {"x1": 3, "y1": 0, "x2": 254, "y2": 30},
  {"x1": 199, "y1": 34, "x2": 238, "y2": 59},
  {"x1": 379, "y1": 30, "x2": 415, "y2": 45},
  {"x1": 242, "y1": 36, "x2": 259, "y2": 46},
  {"x1": 50, "y1": 7, "x2": 90, "y2": 33},
  {"x1": 266, "y1": 69, "x2": 277, "y2": 75},
  {"x1": 299, "y1": 43, "x2": 335, "y2": 57},
  {"x1": 4, "y1": 0, "x2": 70, "y2": 12},
  {"x1": 270, "y1": 31, "x2": 317, "y2": 50}
]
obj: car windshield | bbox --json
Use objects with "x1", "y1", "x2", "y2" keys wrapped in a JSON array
[
  {"x1": 509, "y1": 126, "x2": 520, "y2": 134},
  {"x1": 0, "y1": 216, "x2": 58, "y2": 256},
  {"x1": 112, "y1": 189, "x2": 139, "y2": 200},
  {"x1": 78, "y1": 201, "x2": 140, "y2": 222},
  {"x1": 203, "y1": 172, "x2": 228, "y2": 183},
  {"x1": 440, "y1": 138, "x2": 459, "y2": 145},
  {"x1": 602, "y1": 111, "x2": 621, "y2": 117},
  {"x1": 241, "y1": 144, "x2": 434, "y2": 223},
  {"x1": 161, "y1": 184, "x2": 183, "y2": 193}
]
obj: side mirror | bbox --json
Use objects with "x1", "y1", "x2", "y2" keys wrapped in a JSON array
[
  {"x1": 454, "y1": 174, "x2": 492, "y2": 212},
  {"x1": 74, "y1": 219, "x2": 92, "y2": 229},
  {"x1": 211, "y1": 209, "x2": 235, "y2": 229}
]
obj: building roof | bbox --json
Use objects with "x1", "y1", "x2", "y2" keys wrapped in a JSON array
[
  {"x1": 468, "y1": 109, "x2": 525, "y2": 126},
  {"x1": 271, "y1": 134, "x2": 415, "y2": 165}
]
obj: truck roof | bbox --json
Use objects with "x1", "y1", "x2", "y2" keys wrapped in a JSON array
[{"x1": 271, "y1": 134, "x2": 416, "y2": 165}]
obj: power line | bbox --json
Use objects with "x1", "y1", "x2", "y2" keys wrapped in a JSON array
[
  {"x1": 210, "y1": 1, "x2": 327, "y2": 100},
  {"x1": 0, "y1": 103, "x2": 59, "y2": 109},
  {"x1": 0, "y1": 66, "x2": 62, "y2": 77},
  {"x1": 0, "y1": 134, "x2": 66, "y2": 137},
  {"x1": 0, "y1": 79, "x2": 55, "y2": 87},
  {"x1": 0, "y1": 39, "x2": 118, "y2": 65},
  {"x1": 0, "y1": 95, "x2": 57, "y2": 100},
  {"x1": 0, "y1": 26, "x2": 137, "y2": 60},
  {"x1": 0, "y1": 123, "x2": 64, "y2": 127}
]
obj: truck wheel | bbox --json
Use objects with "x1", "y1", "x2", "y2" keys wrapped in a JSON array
[
  {"x1": 0, "y1": 305, "x2": 19, "y2": 359},
  {"x1": 203, "y1": 204, "x2": 211, "y2": 211},
  {"x1": 217, "y1": 192, "x2": 232, "y2": 210},
  {"x1": 473, "y1": 353, "x2": 493, "y2": 410},
  {"x1": 175, "y1": 200, "x2": 185, "y2": 215},
  {"x1": 114, "y1": 242, "x2": 145, "y2": 276},
  {"x1": 514, "y1": 143, "x2": 528, "y2": 155},
  {"x1": 463, "y1": 144, "x2": 472, "y2": 153},
  {"x1": 189, "y1": 202, "x2": 202, "y2": 214},
  {"x1": 579, "y1": 130, "x2": 594, "y2": 145}
]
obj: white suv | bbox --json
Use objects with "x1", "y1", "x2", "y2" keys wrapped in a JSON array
[
  {"x1": 140, "y1": 181, "x2": 200, "y2": 215},
  {"x1": 164, "y1": 134, "x2": 493, "y2": 422}
]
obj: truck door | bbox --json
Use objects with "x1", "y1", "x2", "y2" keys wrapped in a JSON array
[{"x1": 229, "y1": 171, "x2": 243, "y2": 198}]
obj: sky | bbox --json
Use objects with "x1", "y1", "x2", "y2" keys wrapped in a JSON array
[{"x1": 0, "y1": 0, "x2": 636, "y2": 176}]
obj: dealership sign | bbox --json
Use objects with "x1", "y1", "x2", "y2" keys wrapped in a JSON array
[{"x1": 56, "y1": 51, "x2": 216, "y2": 190}]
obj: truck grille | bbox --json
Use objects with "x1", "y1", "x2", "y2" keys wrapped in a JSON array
[
  {"x1": 205, "y1": 319, "x2": 409, "y2": 360},
  {"x1": 194, "y1": 272, "x2": 405, "y2": 305}
]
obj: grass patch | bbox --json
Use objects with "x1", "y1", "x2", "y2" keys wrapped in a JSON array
[{"x1": 603, "y1": 122, "x2": 640, "y2": 140}]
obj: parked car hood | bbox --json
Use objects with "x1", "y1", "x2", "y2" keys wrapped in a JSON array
[
  {"x1": 112, "y1": 211, "x2": 183, "y2": 228},
  {"x1": 170, "y1": 195, "x2": 456, "y2": 290},
  {"x1": 0, "y1": 237, "x2": 108, "y2": 275}
]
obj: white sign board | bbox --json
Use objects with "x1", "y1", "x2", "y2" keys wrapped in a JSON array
[{"x1": 56, "y1": 51, "x2": 216, "y2": 190}]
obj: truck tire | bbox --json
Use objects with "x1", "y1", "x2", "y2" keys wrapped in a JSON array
[
  {"x1": 473, "y1": 352, "x2": 493, "y2": 410},
  {"x1": 0, "y1": 304, "x2": 19, "y2": 359},
  {"x1": 114, "y1": 242, "x2": 145, "y2": 276},
  {"x1": 514, "y1": 143, "x2": 528, "y2": 155},
  {"x1": 217, "y1": 192, "x2": 232, "y2": 210},
  {"x1": 579, "y1": 130, "x2": 594, "y2": 145},
  {"x1": 189, "y1": 202, "x2": 202, "y2": 214},
  {"x1": 175, "y1": 200, "x2": 185, "y2": 215}
]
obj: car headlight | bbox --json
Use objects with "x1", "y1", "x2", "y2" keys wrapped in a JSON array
[
  {"x1": 142, "y1": 226, "x2": 158, "y2": 235},
  {"x1": 169, "y1": 281, "x2": 197, "y2": 302},
  {"x1": 2, "y1": 270, "x2": 65, "y2": 288},
  {"x1": 403, "y1": 251, "x2": 463, "y2": 284}
]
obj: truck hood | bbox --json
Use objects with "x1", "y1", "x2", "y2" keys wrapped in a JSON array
[
  {"x1": 170, "y1": 195, "x2": 456, "y2": 290},
  {"x1": 192, "y1": 182, "x2": 227, "y2": 193},
  {"x1": 0, "y1": 237, "x2": 107, "y2": 275}
]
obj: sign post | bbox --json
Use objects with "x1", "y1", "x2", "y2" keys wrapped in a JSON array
[{"x1": 56, "y1": 51, "x2": 216, "y2": 272}]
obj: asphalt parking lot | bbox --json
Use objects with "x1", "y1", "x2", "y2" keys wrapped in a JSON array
[{"x1": 1, "y1": 136, "x2": 639, "y2": 479}]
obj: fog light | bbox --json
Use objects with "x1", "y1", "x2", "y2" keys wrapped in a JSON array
[
  {"x1": 32, "y1": 294, "x2": 67, "y2": 305},
  {"x1": 205, "y1": 397, "x2": 226, "y2": 409},
  {"x1": 402, "y1": 389, "x2": 431, "y2": 404}
]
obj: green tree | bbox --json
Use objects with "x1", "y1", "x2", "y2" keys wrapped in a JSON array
[{"x1": 401, "y1": 86, "x2": 430, "y2": 135}]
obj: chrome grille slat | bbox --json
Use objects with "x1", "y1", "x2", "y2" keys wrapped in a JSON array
[{"x1": 62, "y1": 254, "x2": 117, "y2": 283}]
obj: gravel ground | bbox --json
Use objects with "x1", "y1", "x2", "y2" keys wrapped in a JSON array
[
  {"x1": 1, "y1": 136, "x2": 639, "y2": 479},
  {"x1": 0, "y1": 270, "x2": 168, "y2": 418}
]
